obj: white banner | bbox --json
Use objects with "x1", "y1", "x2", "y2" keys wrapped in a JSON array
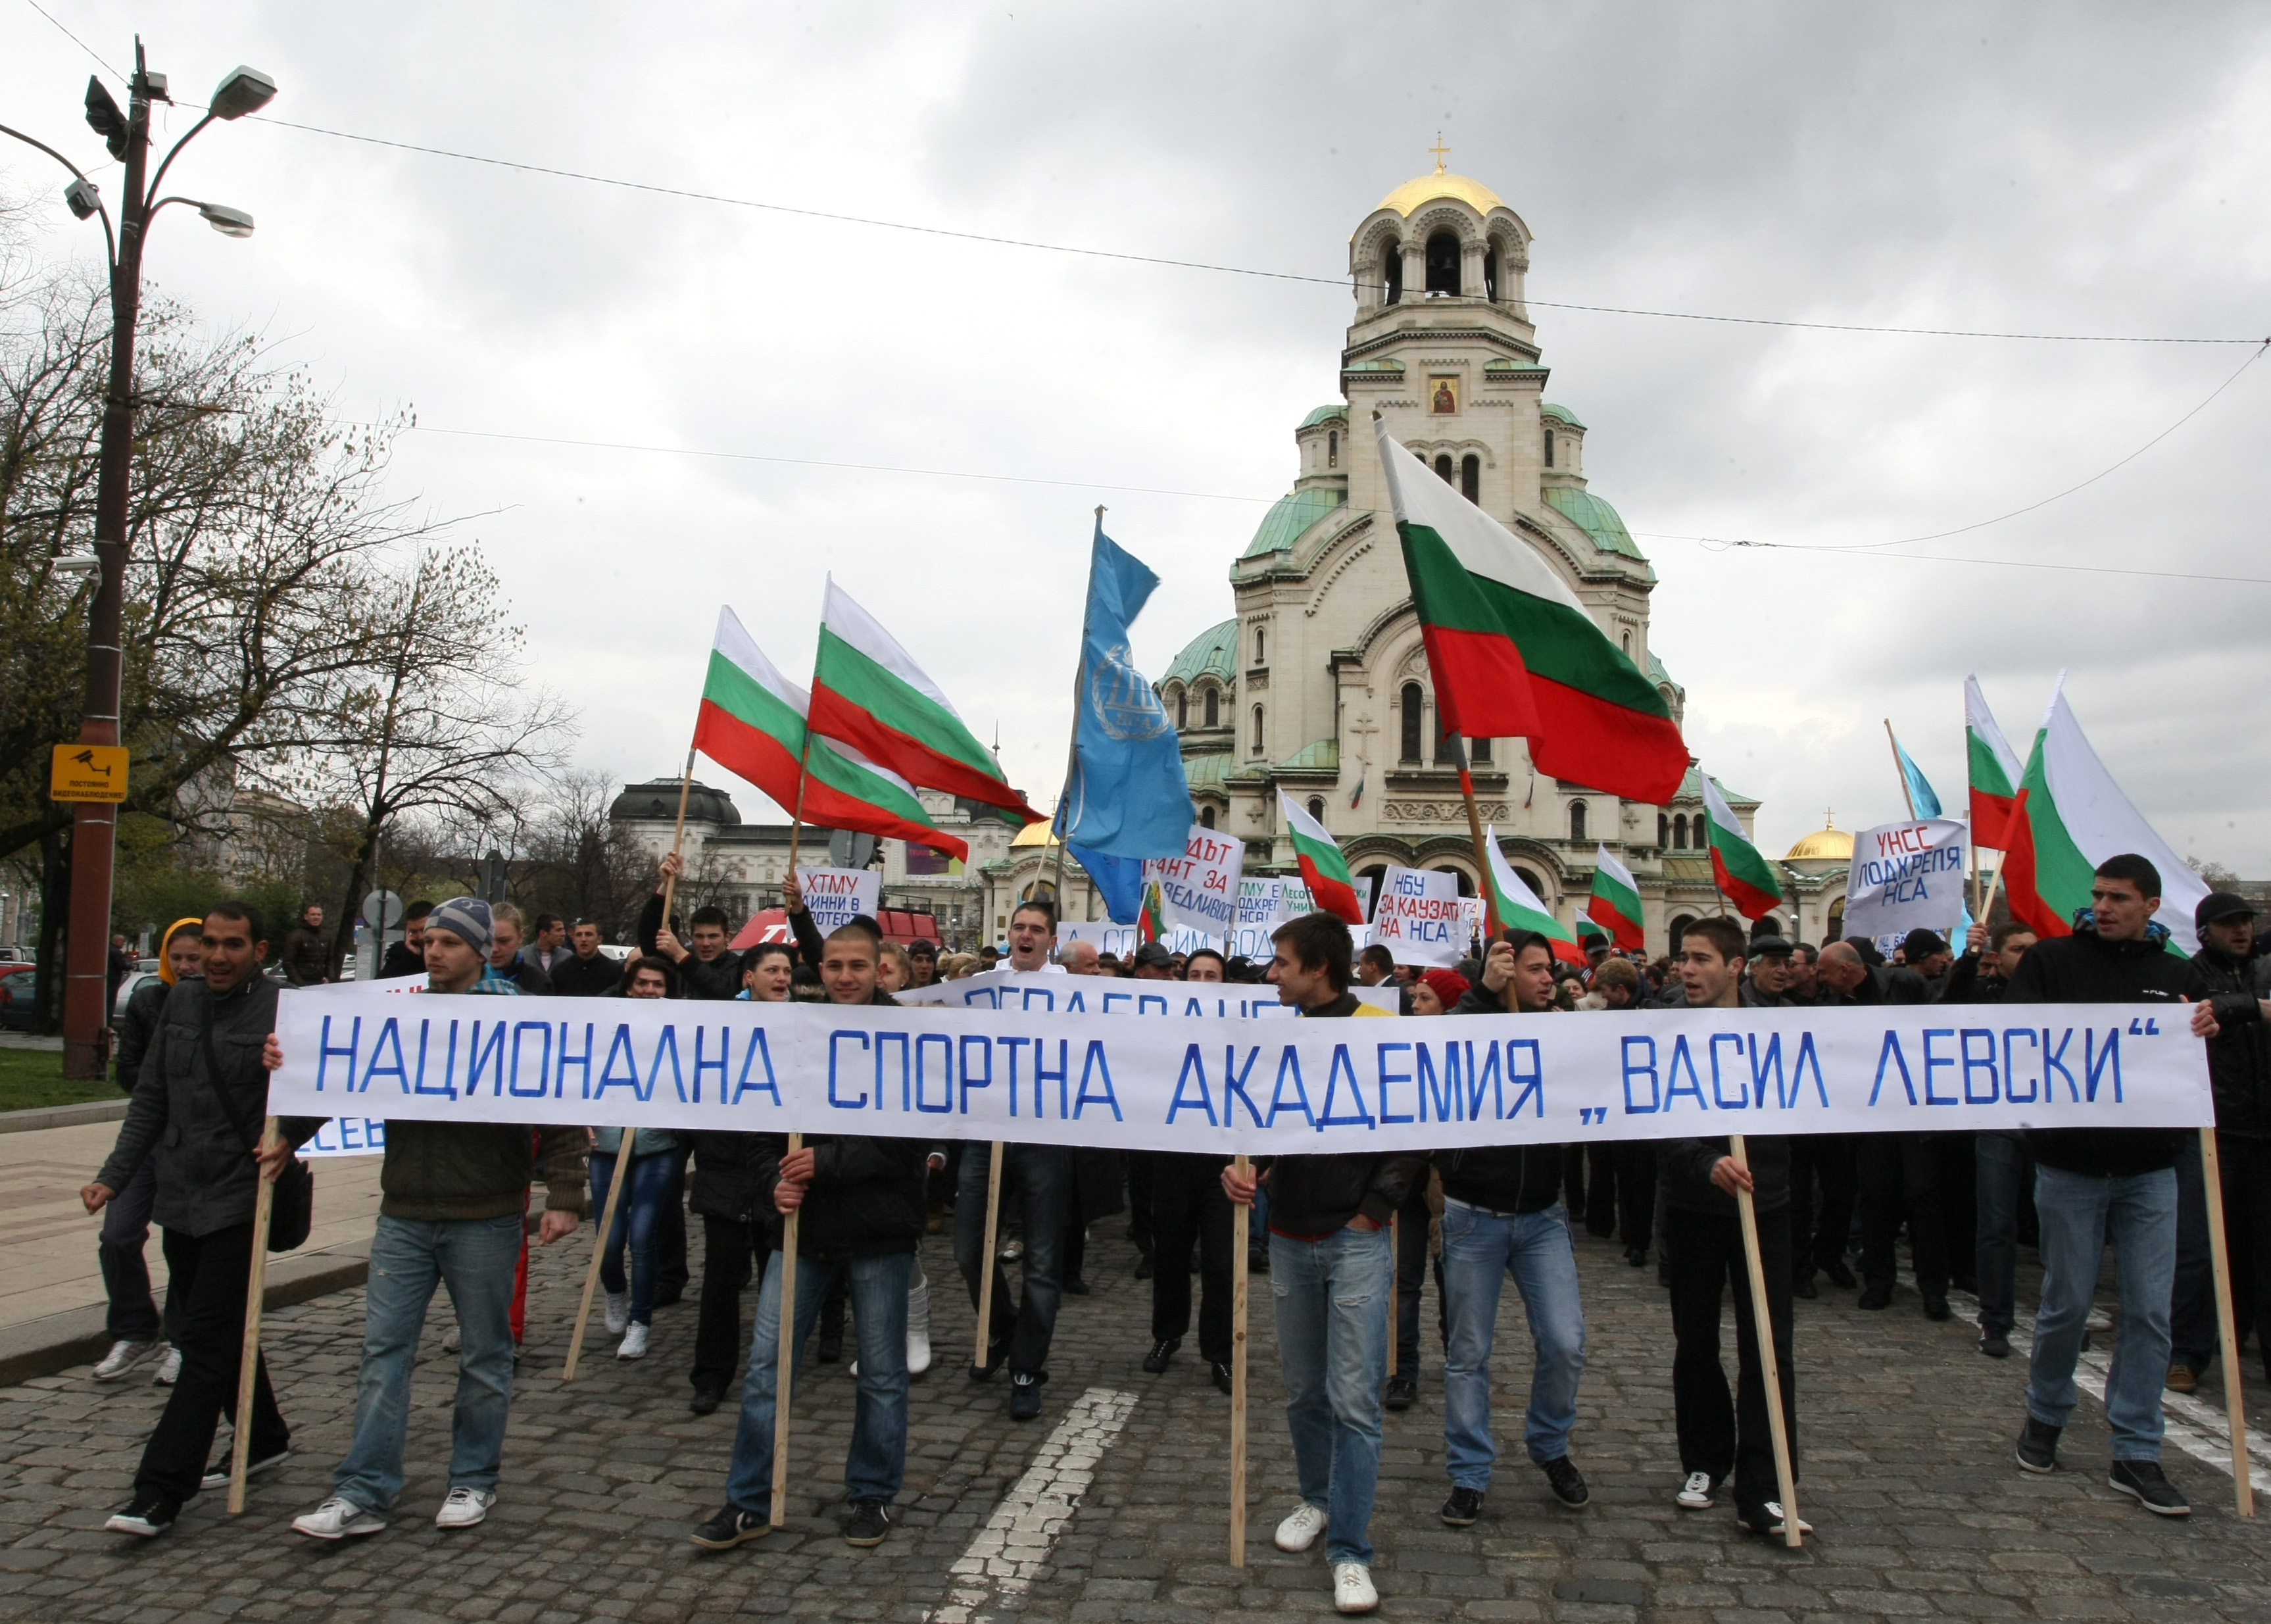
[
  {"x1": 795, "y1": 866, "x2": 881, "y2": 935},
  {"x1": 300, "y1": 1116, "x2": 388, "y2": 1158},
  {"x1": 900, "y1": 968, "x2": 1396, "y2": 1018},
  {"x1": 1054, "y1": 921, "x2": 1222, "y2": 958},
  {"x1": 1370, "y1": 865, "x2": 1465, "y2": 967},
  {"x1": 1144, "y1": 826, "x2": 1246, "y2": 937},
  {"x1": 1845, "y1": 818, "x2": 1967, "y2": 941},
  {"x1": 269, "y1": 985, "x2": 2209, "y2": 1154}
]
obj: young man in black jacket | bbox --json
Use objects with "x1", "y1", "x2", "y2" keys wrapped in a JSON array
[
  {"x1": 1436, "y1": 931, "x2": 1589, "y2": 1527},
  {"x1": 639, "y1": 852, "x2": 746, "y2": 1001},
  {"x1": 692, "y1": 923, "x2": 928, "y2": 1552},
  {"x1": 550, "y1": 919, "x2": 623, "y2": 997},
  {"x1": 2009, "y1": 854, "x2": 2207, "y2": 1517},
  {"x1": 1221, "y1": 912, "x2": 1417, "y2": 1618},
  {"x1": 1661, "y1": 916, "x2": 1805, "y2": 1539}
]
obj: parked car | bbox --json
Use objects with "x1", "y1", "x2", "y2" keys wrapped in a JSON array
[
  {"x1": 0, "y1": 964, "x2": 37, "y2": 1030},
  {"x1": 113, "y1": 969, "x2": 162, "y2": 1023}
]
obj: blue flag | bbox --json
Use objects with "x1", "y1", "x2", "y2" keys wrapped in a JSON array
[
  {"x1": 1056, "y1": 522, "x2": 1193, "y2": 903},
  {"x1": 1893, "y1": 734, "x2": 1943, "y2": 819}
]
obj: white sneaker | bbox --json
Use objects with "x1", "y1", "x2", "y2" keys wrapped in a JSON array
[
  {"x1": 435, "y1": 1487, "x2": 495, "y2": 1529},
  {"x1": 441, "y1": 1322, "x2": 461, "y2": 1353},
  {"x1": 1275, "y1": 1501, "x2": 1328, "y2": 1552},
  {"x1": 604, "y1": 1292, "x2": 631, "y2": 1336},
  {"x1": 906, "y1": 1264, "x2": 933, "y2": 1378},
  {"x1": 1333, "y1": 1562, "x2": 1379, "y2": 1615},
  {"x1": 292, "y1": 1496, "x2": 387, "y2": 1540},
  {"x1": 93, "y1": 1340, "x2": 157, "y2": 1382},
  {"x1": 616, "y1": 1323, "x2": 649, "y2": 1360},
  {"x1": 153, "y1": 1346, "x2": 183, "y2": 1386},
  {"x1": 200, "y1": 1446, "x2": 289, "y2": 1493},
  {"x1": 1748, "y1": 1500, "x2": 1814, "y2": 1536},
  {"x1": 1676, "y1": 1471, "x2": 1714, "y2": 1510}
]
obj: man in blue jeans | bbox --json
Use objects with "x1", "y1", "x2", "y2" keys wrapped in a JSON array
[
  {"x1": 691, "y1": 922, "x2": 929, "y2": 1552},
  {"x1": 2006, "y1": 854, "x2": 2211, "y2": 1517},
  {"x1": 269, "y1": 898, "x2": 589, "y2": 1540},
  {"x1": 1223, "y1": 913, "x2": 1417, "y2": 1617},
  {"x1": 1437, "y1": 930, "x2": 1590, "y2": 1524}
]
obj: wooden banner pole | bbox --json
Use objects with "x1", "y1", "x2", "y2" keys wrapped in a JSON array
[
  {"x1": 2200, "y1": 1127, "x2": 2257, "y2": 1517},
  {"x1": 1730, "y1": 1133, "x2": 1801, "y2": 1549},
  {"x1": 770, "y1": 1131, "x2": 804, "y2": 1528},
  {"x1": 562, "y1": 1135, "x2": 633, "y2": 1381},
  {"x1": 974, "y1": 1141, "x2": 1006, "y2": 1373},
  {"x1": 1386, "y1": 1214, "x2": 1400, "y2": 1379},
  {"x1": 1229, "y1": 1154, "x2": 1251, "y2": 1568},
  {"x1": 227, "y1": 1117, "x2": 279, "y2": 1514}
]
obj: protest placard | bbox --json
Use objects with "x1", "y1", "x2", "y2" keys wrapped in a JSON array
[
  {"x1": 1369, "y1": 864, "x2": 1466, "y2": 967},
  {"x1": 1142, "y1": 826, "x2": 1245, "y2": 938},
  {"x1": 794, "y1": 866, "x2": 881, "y2": 934},
  {"x1": 1844, "y1": 818, "x2": 1966, "y2": 941},
  {"x1": 299, "y1": 1117, "x2": 388, "y2": 1158}
]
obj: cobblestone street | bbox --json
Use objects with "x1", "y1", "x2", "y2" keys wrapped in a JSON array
[{"x1": 3, "y1": 1216, "x2": 2268, "y2": 1623}]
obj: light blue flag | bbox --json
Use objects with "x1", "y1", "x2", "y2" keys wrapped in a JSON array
[
  {"x1": 1056, "y1": 521, "x2": 1194, "y2": 902},
  {"x1": 1893, "y1": 735, "x2": 1943, "y2": 819}
]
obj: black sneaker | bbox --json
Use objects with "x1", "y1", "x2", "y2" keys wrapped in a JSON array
[
  {"x1": 1979, "y1": 1331, "x2": 2013, "y2": 1360},
  {"x1": 1541, "y1": 1457, "x2": 1590, "y2": 1507},
  {"x1": 1439, "y1": 1485, "x2": 1484, "y2": 1526},
  {"x1": 1063, "y1": 1276, "x2": 1090, "y2": 1296},
  {"x1": 689, "y1": 1385, "x2": 725, "y2": 1416},
  {"x1": 1793, "y1": 1273, "x2": 1817, "y2": 1299},
  {"x1": 1384, "y1": 1372, "x2": 1418, "y2": 1412},
  {"x1": 690, "y1": 1502, "x2": 769, "y2": 1549},
  {"x1": 1010, "y1": 1372, "x2": 1042, "y2": 1421},
  {"x1": 817, "y1": 1328, "x2": 842, "y2": 1363},
  {"x1": 1248, "y1": 1247, "x2": 1269, "y2": 1275},
  {"x1": 1823, "y1": 1260, "x2": 1857, "y2": 1289},
  {"x1": 2109, "y1": 1460, "x2": 2189, "y2": 1517},
  {"x1": 843, "y1": 1498, "x2": 894, "y2": 1547},
  {"x1": 1857, "y1": 1283, "x2": 1893, "y2": 1310},
  {"x1": 105, "y1": 1494, "x2": 179, "y2": 1538},
  {"x1": 199, "y1": 1446, "x2": 290, "y2": 1493},
  {"x1": 1142, "y1": 1337, "x2": 1181, "y2": 1374},
  {"x1": 1922, "y1": 1296, "x2": 1952, "y2": 1322},
  {"x1": 2015, "y1": 1416, "x2": 2061, "y2": 1473},
  {"x1": 1211, "y1": 1361, "x2": 1232, "y2": 1395},
  {"x1": 969, "y1": 1337, "x2": 1010, "y2": 1381},
  {"x1": 1624, "y1": 1244, "x2": 1648, "y2": 1268}
]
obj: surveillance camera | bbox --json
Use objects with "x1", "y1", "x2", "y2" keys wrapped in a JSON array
[{"x1": 63, "y1": 178, "x2": 102, "y2": 222}]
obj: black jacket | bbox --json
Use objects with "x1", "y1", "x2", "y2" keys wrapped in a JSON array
[
  {"x1": 1659, "y1": 1133, "x2": 1792, "y2": 1217},
  {"x1": 635, "y1": 892, "x2": 743, "y2": 1000},
  {"x1": 1438, "y1": 985, "x2": 1563, "y2": 1214},
  {"x1": 96, "y1": 976, "x2": 322, "y2": 1236},
  {"x1": 113, "y1": 974, "x2": 175, "y2": 1091},
  {"x1": 376, "y1": 941, "x2": 426, "y2": 981},
  {"x1": 1938, "y1": 952, "x2": 2007, "y2": 1006},
  {"x1": 750, "y1": 1131, "x2": 928, "y2": 1262},
  {"x1": 689, "y1": 1129, "x2": 778, "y2": 1230},
  {"x1": 1834, "y1": 964, "x2": 1932, "y2": 1007},
  {"x1": 280, "y1": 925, "x2": 331, "y2": 987},
  {"x1": 2193, "y1": 946, "x2": 2270, "y2": 1139},
  {"x1": 497, "y1": 954, "x2": 554, "y2": 997},
  {"x1": 1259, "y1": 993, "x2": 1425, "y2": 1235},
  {"x1": 2006, "y1": 923, "x2": 2200, "y2": 1177},
  {"x1": 550, "y1": 950, "x2": 625, "y2": 998}
]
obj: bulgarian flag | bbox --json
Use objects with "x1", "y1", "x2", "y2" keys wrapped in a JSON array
[
  {"x1": 1279, "y1": 791, "x2": 1368, "y2": 925},
  {"x1": 1701, "y1": 773, "x2": 1783, "y2": 921},
  {"x1": 2001, "y1": 675, "x2": 2209, "y2": 952},
  {"x1": 1586, "y1": 844, "x2": 1646, "y2": 950},
  {"x1": 1965, "y1": 675, "x2": 2024, "y2": 851},
  {"x1": 1482, "y1": 825, "x2": 1588, "y2": 968},
  {"x1": 809, "y1": 579, "x2": 1044, "y2": 822},
  {"x1": 692, "y1": 607, "x2": 969, "y2": 862},
  {"x1": 1138, "y1": 881, "x2": 1166, "y2": 945},
  {"x1": 1375, "y1": 418, "x2": 1686, "y2": 805}
]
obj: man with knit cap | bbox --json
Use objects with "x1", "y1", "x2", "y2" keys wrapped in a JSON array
[{"x1": 268, "y1": 898, "x2": 589, "y2": 1541}]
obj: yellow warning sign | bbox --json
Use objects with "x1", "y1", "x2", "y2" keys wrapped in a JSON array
[{"x1": 49, "y1": 744, "x2": 128, "y2": 803}]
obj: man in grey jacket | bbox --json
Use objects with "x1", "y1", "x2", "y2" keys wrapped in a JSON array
[{"x1": 86, "y1": 903, "x2": 321, "y2": 1538}]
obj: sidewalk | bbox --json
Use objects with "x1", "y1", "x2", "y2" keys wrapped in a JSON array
[{"x1": 0, "y1": 1114, "x2": 385, "y2": 1385}]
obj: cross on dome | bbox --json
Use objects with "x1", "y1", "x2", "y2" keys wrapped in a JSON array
[{"x1": 1429, "y1": 133, "x2": 1450, "y2": 173}]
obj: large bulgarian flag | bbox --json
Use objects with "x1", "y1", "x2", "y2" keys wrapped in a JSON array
[
  {"x1": 1278, "y1": 791, "x2": 1367, "y2": 925},
  {"x1": 1375, "y1": 418, "x2": 1686, "y2": 805},
  {"x1": 693, "y1": 607, "x2": 969, "y2": 862},
  {"x1": 1482, "y1": 825, "x2": 1588, "y2": 968},
  {"x1": 1701, "y1": 773, "x2": 1783, "y2": 921},
  {"x1": 808, "y1": 579, "x2": 1043, "y2": 822},
  {"x1": 1586, "y1": 844, "x2": 1646, "y2": 950},
  {"x1": 1965, "y1": 675, "x2": 2024, "y2": 851},
  {"x1": 2001, "y1": 675, "x2": 2209, "y2": 952}
]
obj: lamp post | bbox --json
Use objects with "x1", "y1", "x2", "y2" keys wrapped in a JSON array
[{"x1": 3, "y1": 41, "x2": 276, "y2": 1079}]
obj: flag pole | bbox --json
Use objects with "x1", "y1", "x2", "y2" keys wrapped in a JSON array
[
  {"x1": 1228, "y1": 1153, "x2": 1250, "y2": 1567},
  {"x1": 973, "y1": 1140, "x2": 1006, "y2": 1376},
  {"x1": 2200, "y1": 1126, "x2": 2256, "y2": 1517},
  {"x1": 227, "y1": 1118, "x2": 279, "y2": 1513},
  {"x1": 1884, "y1": 720, "x2": 1919, "y2": 821},
  {"x1": 1044, "y1": 508, "x2": 1104, "y2": 922},
  {"x1": 770, "y1": 1131, "x2": 803, "y2": 1527},
  {"x1": 1730, "y1": 1133, "x2": 1801, "y2": 1548}
]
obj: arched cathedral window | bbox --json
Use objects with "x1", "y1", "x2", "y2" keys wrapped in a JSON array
[
  {"x1": 1461, "y1": 455, "x2": 1480, "y2": 503},
  {"x1": 1425, "y1": 230, "x2": 1461, "y2": 295},
  {"x1": 1204, "y1": 688, "x2": 1219, "y2": 729},
  {"x1": 1400, "y1": 682, "x2": 1424, "y2": 762}
]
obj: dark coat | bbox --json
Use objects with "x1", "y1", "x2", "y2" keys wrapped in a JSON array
[
  {"x1": 1938, "y1": 952, "x2": 2008, "y2": 1005},
  {"x1": 634, "y1": 893, "x2": 743, "y2": 999},
  {"x1": 1659, "y1": 1133, "x2": 1792, "y2": 1217},
  {"x1": 497, "y1": 954, "x2": 554, "y2": 997},
  {"x1": 2193, "y1": 945, "x2": 2271, "y2": 1139},
  {"x1": 689, "y1": 1129, "x2": 777, "y2": 1229},
  {"x1": 280, "y1": 925, "x2": 331, "y2": 987},
  {"x1": 549, "y1": 950, "x2": 626, "y2": 998},
  {"x1": 1442, "y1": 985, "x2": 1564, "y2": 1213},
  {"x1": 113, "y1": 974, "x2": 173, "y2": 1091},
  {"x1": 1257, "y1": 992, "x2": 1423, "y2": 1234}
]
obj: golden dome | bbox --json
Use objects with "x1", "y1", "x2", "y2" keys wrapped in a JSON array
[
  {"x1": 1376, "y1": 169, "x2": 1505, "y2": 218},
  {"x1": 1010, "y1": 820, "x2": 1060, "y2": 849},
  {"x1": 1784, "y1": 812, "x2": 1853, "y2": 862}
]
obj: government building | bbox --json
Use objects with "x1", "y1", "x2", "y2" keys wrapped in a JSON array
[{"x1": 612, "y1": 153, "x2": 1855, "y2": 951}]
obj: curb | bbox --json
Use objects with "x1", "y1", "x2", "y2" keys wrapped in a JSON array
[{"x1": 0, "y1": 1099, "x2": 129, "y2": 1135}]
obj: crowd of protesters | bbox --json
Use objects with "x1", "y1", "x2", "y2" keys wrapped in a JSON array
[{"x1": 74, "y1": 849, "x2": 2264, "y2": 1616}]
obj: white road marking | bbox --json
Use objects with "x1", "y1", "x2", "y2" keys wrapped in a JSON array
[{"x1": 926, "y1": 1386, "x2": 1138, "y2": 1624}]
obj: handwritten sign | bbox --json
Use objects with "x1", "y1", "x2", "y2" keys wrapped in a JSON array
[
  {"x1": 1369, "y1": 864, "x2": 1465, "y2": 967},
  {"x1": 795, "y1": 866, "x2": 881, "y2": 935},
  {"x1": 1844, "y1": 819, "x2": 1966, "y2": 941},
  {"x1": 1143, "y1": 826, "x2": 1246, "y2": 937}
]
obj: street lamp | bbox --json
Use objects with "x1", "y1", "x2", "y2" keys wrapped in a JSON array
[{"x1": 1, "y1": 40, "x2": 276, "y2": 1079}]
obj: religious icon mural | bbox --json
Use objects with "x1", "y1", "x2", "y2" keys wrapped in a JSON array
[{"x1": 1430, "y1": 375, "x2": 1459, "y2": 414}]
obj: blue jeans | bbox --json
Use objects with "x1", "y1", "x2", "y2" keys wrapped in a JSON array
[
  {"x1": 954, "y1": 1144, "x2": 1067, "y2": 1374},
  {"x1": 725, "y1": 1248, "x2": 913, "y2": 1513},
  {"x1": 1439, "y1": 1199, "x2": 1586, "y2": 1485},
  {"x1": 589, "y1": 1150, "x2": 675, "y2": 1327},
  {"x1": 99, "y1": 1155, "x2": 181, "y2": 1344},
  {"x1": 1975, "y1": 1132, "x2": 2024, "y2": 1339},
  {"x1": 2026, "y1": 1164, "x2": 2176, "y2": 1460},
  {"x1": 1271, "y1": 1223, "x2": 1393, "y2": 1567},
  {"x1": 333, "y1": 1214, "x2": 524, "y2": 1511}
]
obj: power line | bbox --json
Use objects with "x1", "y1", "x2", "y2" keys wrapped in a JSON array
[
  {"x1": 18, "y1": 0, "x2": 116, "y2": 82},
  {"x1": 249, "y1": 114, "x2": 2268, "y2": 349},
  {"x1": 1641, "y1": 531, "x2": 2271, "y2": 589}
]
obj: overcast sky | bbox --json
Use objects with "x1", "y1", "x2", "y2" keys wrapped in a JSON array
[{"x1": 8, "y1": 1, "x2": 2269, "y2": 869}]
